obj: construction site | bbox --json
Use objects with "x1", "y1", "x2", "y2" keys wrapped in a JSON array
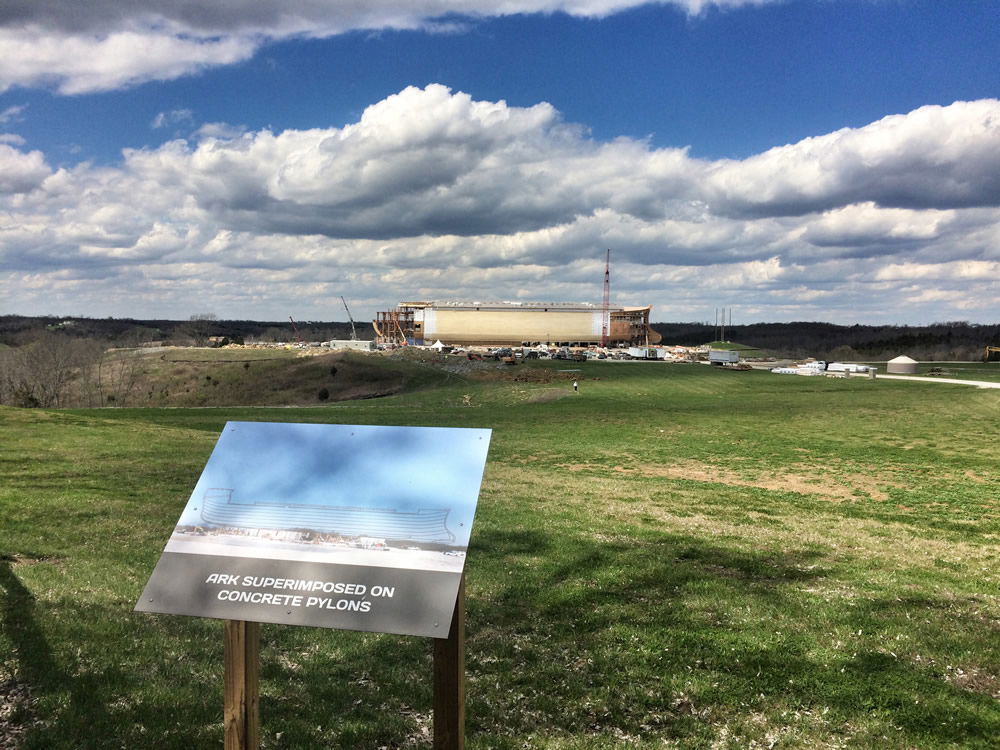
[
  {"x1": 373, "y1": 300, "x2": 661, "y2": 347},
  {"x1": 373, "y1": 251, "x2": 661, "y2": 348}
]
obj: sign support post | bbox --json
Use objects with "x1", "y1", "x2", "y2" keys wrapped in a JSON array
[
  {"x1": 224, "y1": 620, "x2": 260, "y2": 750},
  {"x1": 433, "y1": 574, "x2": 466, "y2": 750}
]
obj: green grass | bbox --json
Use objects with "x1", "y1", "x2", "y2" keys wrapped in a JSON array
[
  {"x1": 903, "y1": 362, "x2": 1000, "y2": 383},
  {"x1": 858, "y1": 360, "x2": 1000, "y2": 383},
  {"x1": 2, "y1": 362, "x2": 999, "y2": 748}
]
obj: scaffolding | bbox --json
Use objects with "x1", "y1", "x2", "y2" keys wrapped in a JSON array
[
  {"x1": 373, "y1": 307, "x2": 415, "y2": 345},
  {"x1": 611, "y1": 307, "x2": 661, "y2": 346}
]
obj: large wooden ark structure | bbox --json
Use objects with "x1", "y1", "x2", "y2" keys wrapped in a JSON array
[{"x1": 374, "y1": 300, "x2": 661, "y2": 347}]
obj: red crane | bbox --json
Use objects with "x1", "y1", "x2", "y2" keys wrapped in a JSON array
[
  {"x1": 601, "y1": 249, "x2": 611, "y2": 347},
  {"x1": 288, "y1": 316, "x2": 304, "y2": 344}
]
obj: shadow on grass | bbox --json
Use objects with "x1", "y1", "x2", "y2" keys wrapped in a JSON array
[
  {"x1": 0, "y1": 559, "x2": 115, "y2": 748},
  {"x1": 4, "y1": 526, "x2": 998, "y2": 748},
  {"x1": 458, "y1": 527, "x2": 999, "y2": 747}
]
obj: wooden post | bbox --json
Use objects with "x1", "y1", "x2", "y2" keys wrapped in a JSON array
[
  {"x1": 433, "y1": 574, "x2": 466, "y2": 750},
  {"x1": 224, "y1": 620, "x2": 260, "y2": 750}
]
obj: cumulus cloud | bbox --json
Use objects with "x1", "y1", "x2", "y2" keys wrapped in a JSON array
[
  {"x1": 2, "y1": 87, "x2": 999, "y2": 323},
  {"x1": 0, "y1": 142, "x2": 50, "y2": 193},
  {"x1": 0, "y1": 1, "x2": 780, "y2": 94},
  {"x1": 799, "y1": 203, "x2": 955, "y2": 249},
  {"x1": 705, "y1": 100, "x2": 1000, "y2": 216},
  {"x1": 118, "y1": 89, "x2": 1000, "y2": 249}
]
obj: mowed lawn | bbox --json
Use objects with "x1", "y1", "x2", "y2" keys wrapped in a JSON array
[{"x1": 2, "y1": 362, "x2": 998, "y2": 748}]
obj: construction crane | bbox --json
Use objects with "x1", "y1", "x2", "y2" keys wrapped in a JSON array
[
  {"x1": 601, "y1": 249, "x2": 611, "y2": 348},
  {"x1": 288, "y1": 316, "x2": 304, "y2": 344},
  {"x1": 340, "y1": 296, "x2": 358, "y2": 340}
]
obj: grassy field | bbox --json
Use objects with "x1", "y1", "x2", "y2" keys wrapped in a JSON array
[
  {"x1": 889, "y1": 361, "x2": 1000, "y2": 383},
  {"x1": 2, "y1": 360, "x2": 999, "y2": 748}
]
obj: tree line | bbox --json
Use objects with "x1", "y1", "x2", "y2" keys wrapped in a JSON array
[
  {"x1": 650, "y1": 321, "x2": 1000, "y2": 361},
  {"x1": 0, "y1": 314, "x2": 370, "y2": 408}
]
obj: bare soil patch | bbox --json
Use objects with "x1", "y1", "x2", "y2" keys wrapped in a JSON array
[{"x1": 557, "y1": 459, "x2": 896, "y2": 501}]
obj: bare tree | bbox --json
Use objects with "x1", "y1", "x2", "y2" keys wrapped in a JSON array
[
  {"x1": 83, "y1": 329, "x2": 151, "y2": 407},
  {"x1": 0, "y1": 332, "x2": 101, "y2": 407},
  {"x1": 181, "y1": 312, "x2": 218, "y2": 346}
]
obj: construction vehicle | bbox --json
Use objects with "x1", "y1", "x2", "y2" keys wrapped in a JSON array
[
  {"x1": 985, "y1": 345, "x2": 1000, "y2": 362},
  {"x1": 340, "y1": 296, "x2": 358, "y2": 341}
]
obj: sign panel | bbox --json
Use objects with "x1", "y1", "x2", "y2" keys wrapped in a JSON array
[{"x1": 135, "y1": 422, "x2": 491, "y2": 637}]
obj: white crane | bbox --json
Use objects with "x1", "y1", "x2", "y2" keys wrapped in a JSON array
[{"x1": 341, "y1": 296, "x2": 358, "y2": 340}]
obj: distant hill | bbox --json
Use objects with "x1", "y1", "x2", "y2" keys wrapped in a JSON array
[
  {"x1": 651, "y1": 321, "x2": 1000, "y2": 361},
  {"x1": 0, "y1": 314, "x2": 372, "y2": 346}
]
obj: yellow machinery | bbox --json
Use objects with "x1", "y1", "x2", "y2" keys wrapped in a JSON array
[{"x1": 985, "y1": 345, "x2": 1000, "y2": 362}]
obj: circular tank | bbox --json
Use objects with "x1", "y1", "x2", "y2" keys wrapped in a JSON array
[{"x1": 886, "y1": 355, "x2": 918, "y2": 374}]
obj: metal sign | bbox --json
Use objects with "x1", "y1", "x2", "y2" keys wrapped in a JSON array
[{"x1": 135, "y1": 421, "x2": 491, "y2": 637}]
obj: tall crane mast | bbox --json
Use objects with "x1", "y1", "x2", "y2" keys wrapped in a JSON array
[
  {"x1": 341, "y1": 296, "x2": 358, "y2": 341},
  {"x1": 601, "y1": 249, "x2": 611, "y2": 347},
  {"x1": 288, "y1": 316, "x2": 304, "y2": 344}
]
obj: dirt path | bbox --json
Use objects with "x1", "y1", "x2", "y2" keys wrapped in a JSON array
[{"x1": 878, "y1": 374, "x2": 1000, "y2": 389}]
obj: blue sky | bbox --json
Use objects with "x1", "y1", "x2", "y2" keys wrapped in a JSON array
[{"x1": 1, "y1": 1, "x2": 998, "y2": 325}]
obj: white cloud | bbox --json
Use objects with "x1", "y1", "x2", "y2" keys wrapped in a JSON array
[
  {"x1": 800, "y1": 203, "x2": 955, "y2": 248},
  {"x1": 0, "y1": 142, "x2": 50, "y2": 193},
  {"x1": 874, "y1": 260, "x2": 1000, "y2": 283},
  {"x1": 2, "y1": 89, "x2": 999, "y2": 324},
  {"x1": 152, "y1": 109, "x2": 194, "y2": 129},
  {"x1": 194, "y1": 122, "x2": 247, "y2": 140},
  {"x1": 0, "y1": 27, "x2": 258, "y2": 94},
  {"x1": 705, "y1": 101, "x2": 1000, "y2": 216},
  {"x1": 0, "y1": 103, "x2": 26, "y2": 123},
  {"x1": 0, "y1": 2, "x2": 782, "y2": 94}
]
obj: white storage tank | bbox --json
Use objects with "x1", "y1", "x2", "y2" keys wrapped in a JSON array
[{"x1": 887, "y1": 355, "x2": 918, "y2": 374}]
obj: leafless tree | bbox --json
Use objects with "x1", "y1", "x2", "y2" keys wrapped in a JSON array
[
  {"x1": 0, "y1": 332, "x2": 101, "y2": 407},
  {"x1": 80, "y1": 329, "x2": 151, "y2": 407}
]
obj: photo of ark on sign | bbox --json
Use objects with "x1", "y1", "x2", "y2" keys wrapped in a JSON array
[{"x1": 135, "y1": 421, "x2": 491, "y2": 637}]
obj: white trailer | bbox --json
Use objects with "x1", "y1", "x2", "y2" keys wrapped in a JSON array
[
  {"x1": 826, "y1": 362, "x2": 871, "y2": 373},
  {"x1": 627, "y1": 347, "x2": 667, "y2": 360},
  {"x1": 709, "y1": 350, "x2": 740, "y2": 365}
]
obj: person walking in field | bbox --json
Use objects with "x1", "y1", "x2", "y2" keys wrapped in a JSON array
[{"x1": 573, "y1": 380, "x2": 578, "y2": 393}]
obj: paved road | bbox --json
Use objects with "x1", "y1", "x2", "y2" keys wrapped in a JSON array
[{"x1": 877, "y1": 374, "x2": 1000, "y2": 389}]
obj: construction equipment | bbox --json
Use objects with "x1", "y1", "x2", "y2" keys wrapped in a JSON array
[
  {"x1": 601, "y1": 249, "x2": 610, "y2": 347},
  {"x1": 340, "y1": 296, "x2": 358, "y2": 341},
  {"x1": 288, "y1": 316, "x2": 304, "y2": 344},
  {"x1": 985, "y1": 345, "x2": 1000, "y2": 362}
]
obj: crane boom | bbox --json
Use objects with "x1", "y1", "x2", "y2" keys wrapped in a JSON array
[
  {"x1": 288, "y1": 316, "x2": 303, "y2": 344},
  {"x1": 341, "y1": 296, "x2": 358, "y2": 340},
  {"x1": 601, "y1": 249, "x2": 611, "y2": 347}
]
